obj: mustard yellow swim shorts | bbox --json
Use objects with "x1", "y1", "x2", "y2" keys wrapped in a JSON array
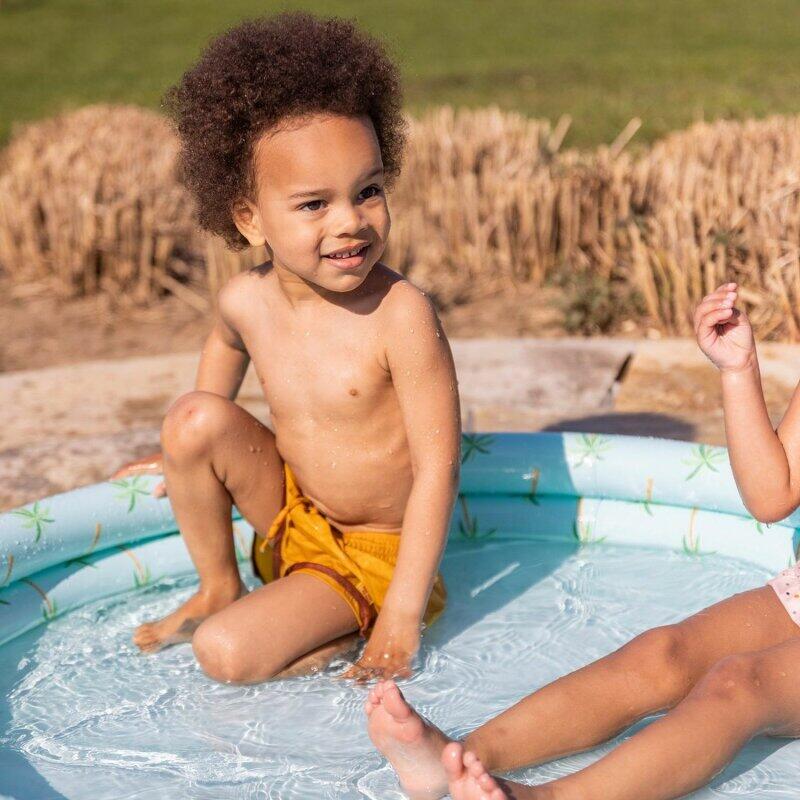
[{"x1": 251, "y1": 466, "x2": 446, "y2": 636}]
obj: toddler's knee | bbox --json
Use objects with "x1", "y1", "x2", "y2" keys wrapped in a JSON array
[
  {"x1": 696, "y1": 654, "x2": 763, "y2": 708},
  {"x1": 161, "y1": 391, "x2": 232, "y2": 463},
  {"x1": 193, "y1": 622, "x2": 254, "y2": 684},
  {"x1": 621, "y1": 625, "x2": 690, "y2": 693}
]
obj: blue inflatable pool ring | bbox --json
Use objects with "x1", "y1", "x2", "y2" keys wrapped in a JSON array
[{"x1": 1, "y1": 432, "x2": 797, "y2": 647}]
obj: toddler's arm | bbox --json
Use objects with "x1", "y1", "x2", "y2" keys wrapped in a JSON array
[
  {"x1": 696, "y1": 282, "x2": 800, "y2": 521},
  {"x1": 195, "y1": 296, "x2": 250, "y2": 399},
  {"x1": 112, "y1": 279, "x2": 251, "y2": 484},
  {"x1": 348, "y1": 284, "x2": 461, "y2": 679}
]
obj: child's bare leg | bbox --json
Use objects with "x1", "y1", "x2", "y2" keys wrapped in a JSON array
[
  {"x1": 276, "y1": 632, "x2": 361, "y2": 678},
  {"x1": 134, "y1": 391, "x2": 284, "y2": 652},
  {"x1": 369, "y1": 587, "x2": 798, "y2": 799},
  {"x1": 191, "y1": 571, "x2": 359, "y2": 683},
  {"x1": 504, "y1": 635, "x2": 800, "y2": 800}
]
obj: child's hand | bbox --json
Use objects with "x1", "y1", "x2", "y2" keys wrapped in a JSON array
[
  {"x1": 111, "y1": 452, "x2": 166, "y2": 497},
  {"x1": 694, "y1": 283, "x2": 756, "y2": 373},
  {"x1": 342, "y1": 612, "x2": 420, "y2": 682}
]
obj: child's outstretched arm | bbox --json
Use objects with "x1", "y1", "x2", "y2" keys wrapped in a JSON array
[
  {"x1": 696, "y1": 282, "x2": 800, "y2": 521},
  {"x1": 346, "y1": 285, "x2": 461, "y2": 680}
]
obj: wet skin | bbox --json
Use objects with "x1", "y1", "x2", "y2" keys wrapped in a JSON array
[{"x1": 118, "y1": 114, "x2": 461, "y2": 680}]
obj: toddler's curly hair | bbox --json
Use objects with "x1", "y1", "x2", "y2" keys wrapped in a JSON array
[{"x1": 165, "y1": 12, "x2": 406, "y2": 249}]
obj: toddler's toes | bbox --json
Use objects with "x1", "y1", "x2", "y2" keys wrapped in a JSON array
[
  {"x1": 479, "y1": 772, "x2": 497, "y2": 792},
  {"x1": 442, "y1": 741, "x2": 467, "y2": 780}
]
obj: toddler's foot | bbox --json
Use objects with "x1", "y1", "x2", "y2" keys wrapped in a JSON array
[
  {"x1": 365, "y1": 679, "x2": 452, "y2": 800},
  {"x1": 133, "y1": 582, "x2": 246, "y2": 653},
  {"x1": 443, "y1": 743, "x2": 533, "y2": 800}
]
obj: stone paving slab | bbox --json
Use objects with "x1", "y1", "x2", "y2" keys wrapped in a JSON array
[
  {"x1": 615, "y1": 339, "x2": 800, "y2": 445},
  {"x1": 0, "y1": 339, "x2": 631, "y2": 509},
  {"x1": 0, "y1": 339, "x2": 632, "y2": 451},
  {"x1": 3, "y1": 337, "x2": 800, "y2": 510}
]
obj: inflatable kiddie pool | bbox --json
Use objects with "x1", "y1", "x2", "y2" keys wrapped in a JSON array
[{"x1": 1, "y1": 432, "x2": 799, "y2": 799}]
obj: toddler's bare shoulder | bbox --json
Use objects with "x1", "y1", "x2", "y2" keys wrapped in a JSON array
[
  {"x1": 216, "y1": 265, "x2": 273, "y2": 327},
  {"x1": 376, "y1": 268, "x2": 439, "y2": 327}
]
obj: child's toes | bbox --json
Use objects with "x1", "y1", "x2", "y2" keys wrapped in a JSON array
[
  {"x1": 464, "y1": 751, "x2": 485, "y2": 779},
  {"x1": 478, "y1": 771, "x2": 498, "y2": 792},
  {"x1": 442, "y1": 741, "x2": 467, "y2": 780}
]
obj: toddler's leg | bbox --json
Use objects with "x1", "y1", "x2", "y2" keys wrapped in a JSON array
[
  {"x1": 369, "y1": 587, "x2": 799, "y2": 799},
  {"x1": 474, "y1": 634, "x2": 800, "y2": 800},
  {"x1": 464, "y1": 586, "x2": 798, "y2": 771},
  {"x1": 191, "y1": 571, "x2": 359, "y2": 683},
  {"x1": 134, "y1": 391, "x2": 284, "y2": 652}
]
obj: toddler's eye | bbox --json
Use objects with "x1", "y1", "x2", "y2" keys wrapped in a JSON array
[
  {"x1": 301, "y1": 200, "x2": 325, "y2": 212},
  {"x1": 359, "y1": 185, "x2": 383, "y2": 201}
]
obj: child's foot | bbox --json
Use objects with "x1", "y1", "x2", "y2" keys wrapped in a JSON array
[
  {"x1": 442, "y1": 743, "x2": 532, "y2": 800},
  {"x1": 133, "y1": 582, "x2": 246, "y2": 653},
  {"x1": 365, "y1": 679, "x2": 452, "y2": 800}
]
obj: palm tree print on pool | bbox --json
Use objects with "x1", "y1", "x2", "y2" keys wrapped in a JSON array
[
  {"x1": 568, "y1": 434, "x2": 611, "y2": 468},
  {"x1": 457, "y1": 496, "x2": 496, "y2": 541},
  {"x1": 68, "y1": 523, "x2": 104, "y2": 569},
  {"x1": 639, "y1": 477, "x2": 655, "y2": 516},
  {"x1": 233, "y1": 524, "x2": 249, "y2": 563},
  {"x1": 0, "y1": 554, "x2": 14, "y2": 587},
  {"x1": 118, "y1": 545, "x2": 152, "y2": 587},
  {"x1": 461, "y1": 433, "x2": 495, "y2": 464},
  {"x1": 22, "y1": 578, "x2": 58, "y2": 620},
  {"x1": 12, "y1": 501, "x2": 54, "y2": 543},
  {"x1": 87, "y1": 522, "x2": 103, "y2": 554},
  {"x1": 681, "y1": 508, "x2": 714, "y2": 556},
  {"x1": 754, "y1": 518, "x2": 773, "y2": 535},
  {"x1": 526, "y1": 468, "x2": 541, "y2": 506},
  {"x1": 572, "y1": 498, "x2": 606, "y2": 545},
  {"x1": 683, "y1": 445, "x2": 726, "y2": 480},
  {"x1": 111, "y1": 476, "x2": 151, "y2": 512}
]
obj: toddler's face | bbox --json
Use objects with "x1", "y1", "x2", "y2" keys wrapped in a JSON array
[{"x1": 238, "y1": 114, "x2": 391, "y2": 293}]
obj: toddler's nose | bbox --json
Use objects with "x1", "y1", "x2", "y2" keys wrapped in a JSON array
[{"x1": 329, "y1": 202, "x2": 364, "y2": 237}]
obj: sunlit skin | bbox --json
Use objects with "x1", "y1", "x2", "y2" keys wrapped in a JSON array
[
  {"x1": 365, "y1": 283, "x2": 800, "y2": 799},
  {"x1": 114, "y1": 114, "x2": 461, "y2": 682}
]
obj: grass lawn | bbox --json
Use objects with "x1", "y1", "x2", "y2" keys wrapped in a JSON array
[{"x1": 2, "y1": 0, "x2": 800, "y2": 147}]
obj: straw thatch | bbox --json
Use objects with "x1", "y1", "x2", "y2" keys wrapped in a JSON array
[
  {"x1": 3, "y1": 104, "x2": 800, "y2": 338},
  {"x1": 0, "y1": 105, "x2": 198, "y2": 304}
]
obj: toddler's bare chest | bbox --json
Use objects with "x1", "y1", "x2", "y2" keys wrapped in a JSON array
[{"x1": 248, "y1": 331, "x2": 393, "y2": 421}]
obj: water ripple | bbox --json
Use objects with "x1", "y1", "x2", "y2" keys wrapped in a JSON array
[{"x1": 0, "y1": 542, "x2": 795, "y2": 798}]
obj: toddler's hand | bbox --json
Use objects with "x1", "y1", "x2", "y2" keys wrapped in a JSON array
[
  {"x1": 342, "y1": 614, "x2": 420, "y2": 682},
  {"x1": 694, "y1": 283, "x2": 756, "y2": 373},
  {"x1": 111, "y1": 452, "x2": 166, "y2": 497}
]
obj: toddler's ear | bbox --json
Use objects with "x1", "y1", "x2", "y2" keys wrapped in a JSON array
[{"x1": 231, "y1": 199, "x2": 267, "y2": 247}]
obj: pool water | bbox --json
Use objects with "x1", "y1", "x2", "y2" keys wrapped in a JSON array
[{"x1": 1, "y1": 539, "x2": 797, "y2": 800}]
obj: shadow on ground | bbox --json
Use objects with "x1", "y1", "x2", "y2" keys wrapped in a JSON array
[{"x1": 543, "y1": 411, "x2": 696, "y2": 441}]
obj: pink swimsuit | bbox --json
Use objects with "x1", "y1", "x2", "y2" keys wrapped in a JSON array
[{"x1": 769, "y1": 564, "x2": 800, "y2": 623}]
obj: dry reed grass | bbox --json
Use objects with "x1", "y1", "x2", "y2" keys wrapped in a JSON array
[
  {"x1": 3, "y1": 104, "x2": 800, "y2": 338},
  {"x1": 0, "y1": 105, "x2": 199, "y2": 305}
]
